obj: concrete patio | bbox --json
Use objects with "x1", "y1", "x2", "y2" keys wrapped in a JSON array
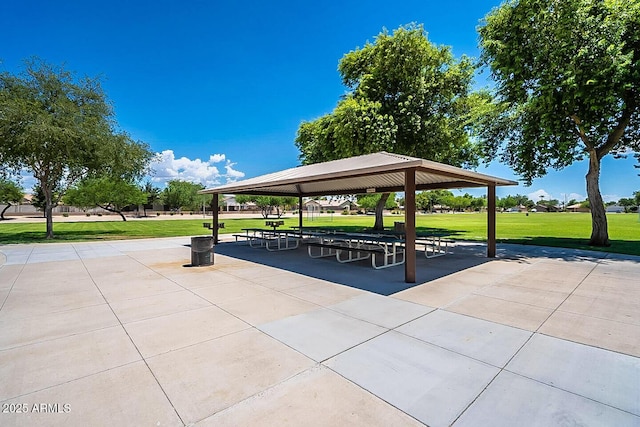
[{"x1": 0, "y1": 236, "x2": 638, "y2": 426}]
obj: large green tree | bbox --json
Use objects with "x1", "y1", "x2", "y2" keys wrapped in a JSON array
[
  {"x1": 356, "y1": 193, "x2": 397, "y2": 212},
  {"x1": 0, "y1": 178, "x2": 23, "y2": 220},
  {"x1": 64, "y1": 177, "x2": 147, "y2": 221},
  {"x1": 415, "y1": 190, "x2": 455, "y2": 212},
  {"x1": 162, "y1": 180, "x2": 210, "y2": 212},
  {"x1": 0, "y1": 59, "x2": 153, "y2": 238},
  {"x1": 295, "y1": 24, "x2": 482, "y2": 229},
  {"x1": 478, "y1": 0, "x2": 640, "y2": 246}
]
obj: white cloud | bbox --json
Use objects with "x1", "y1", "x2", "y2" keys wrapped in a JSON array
[
  {"x1": 527, "y1": 189, "x2": 553, "y2": 202},
  {"x1": 149, "y1": 150, "x2": 244, "y2": 187},
  {"x1": 225, "y1": 161, "x2": 245, "y2": 179}
]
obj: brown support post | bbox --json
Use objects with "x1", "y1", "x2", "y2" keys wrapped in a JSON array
[
  {"x1": 405, "y1": 168, "x2": 416, "y2": 283},
  {"x1": 212, "y1": 193, "x2": 219, "y2": 244},
  {"x1": 298, "y1": 195, "x2": 303, "y2": 237},
  {"x1": 487, "y1": 185, "x2": 496, "y2": 258}
]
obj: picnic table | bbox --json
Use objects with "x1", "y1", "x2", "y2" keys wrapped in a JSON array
[
  {"x1": 305, "y1": 231, "x2": 405, "y2": 269},
  {"x1": 300, "y1": 227, "x2": 454, "y2": 260},
  {"x1": 415, "y1": 232, "x2": 454, "y2": 258},
  {"x1": 265, "y1": 220, "x2": 285, "y2": 230},
  {"x1": 230, "y1": 225, "x2": 452, "y2": 265},
  {"x1": 202, "y1": 222, "x2": 225, "y2": 230},
  {"x1": 234, "y1": 227, "x2": 299, "y2": 251}
]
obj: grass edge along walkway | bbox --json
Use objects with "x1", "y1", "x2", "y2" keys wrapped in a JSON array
[{"x1": 0, "y1": 212, "x2": 638, "y2": 256}]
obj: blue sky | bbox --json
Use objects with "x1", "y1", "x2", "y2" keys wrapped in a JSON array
[{"x1": 2, "y1": 0, "x2": 638, "y2": 202}]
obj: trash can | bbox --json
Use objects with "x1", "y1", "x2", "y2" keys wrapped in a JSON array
[
  {"x1": 191, "y1": 236, "x2": 214, "y2": 266},
  {"x1": 394, "y1": 222, "x2": 405, "y2": 232}
]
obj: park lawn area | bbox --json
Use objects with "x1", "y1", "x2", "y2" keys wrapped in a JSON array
[{"x1": 0, "y1": 212, "x2": 638, "y2": 256}]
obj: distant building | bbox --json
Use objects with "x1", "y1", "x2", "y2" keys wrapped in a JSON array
[
  {"x1": 566, "y1": 203, "x2": 590, "y2": 213},
  {"x1": 304, "y1": 199, "x2": 357, "y2": 212},
  {"x1": 221, "y1": 196, "x2": 257, "y2": 212},
  {"x1": 605, "y1": 205, "x2": 624, "y2": 213},
  {"x1": 532, "y1": 204, "x2": 559, "y2": 213}
]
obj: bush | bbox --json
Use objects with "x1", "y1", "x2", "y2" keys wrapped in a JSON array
[
  {"x1": 86, "y1": 213, "x2": 91, "y2": 216},
  {"x1": 62, "y1": 213, "x2": 69, "y2": 217}
]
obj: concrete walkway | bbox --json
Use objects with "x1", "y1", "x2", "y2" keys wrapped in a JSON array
[{"x1": 0, "y1": 236, "x2": 638, "y2": 426}]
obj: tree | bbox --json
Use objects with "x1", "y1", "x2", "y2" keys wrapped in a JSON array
[
  {"x1": 234, "y1": 195, "x2": 297, "y2": 218},
  {"x1": 142, "y1": 181, "x2": 161, "y2": 216},
  {"x1": 441, "y1": 195, "x2": 472, "y2": 212},
  {"x1": 0, "y1": 59, "x2": 153, "y2": 238},
  {"x1": 478, "y1": 0, "x2": 640, "y2": 246},
  {"x1": 295, "y1": 24, "x2": 482, "y2": 230},
  {"x1": 0, "y1": 178, "x2": 23, "y2": 220},
  {"x1": 617, "y1": 198, "x2": 633, "y2": 212},
  {"x1": 621, "y1": 190, "x2": 640, "y2": 212},
  {"x1": 64, "y1": 177, "x2": 146, "y2": 221},
  {"x1": 415, "y1": 192, "x2": 436, "y2": 212},
  {"x1": 466, "y1": 193, "x2": 487, "y2": 212},
  {"x1": 356, "y1": 193, "x2": 397, "y2": 212},
  {"x1": 497, "y1": 195, "x2": 518, "y2": 210},
  {"x1": 31, "y1": 184, "x2": 61, "y2": 217},
  {"x1": 497, "y1": 194, "x2": 534, "y2": 210},
  {"x1": 161, "y1": 180, "x2": 209, "y2": 212}
]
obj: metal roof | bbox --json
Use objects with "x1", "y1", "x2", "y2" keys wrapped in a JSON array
[{"x1": 200, "y1": 152, "x2": 517, "y2": 196}]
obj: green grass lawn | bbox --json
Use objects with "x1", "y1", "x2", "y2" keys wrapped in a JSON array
[{"x1": 1, "y1": 212, "x2": 638, "y2": 256}]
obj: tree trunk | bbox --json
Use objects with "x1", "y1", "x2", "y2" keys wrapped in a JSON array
[
  {"x1": 586, "y1": 150, "x2": 609, "y2": 246},
  {"x1": 44, "y1": 187, "x2": 54, "y2": 239},
  {"x1": 99, "y1": 205, "x2": 127, "y2": 221},
  {"x1": 1, "y1": 203, "x2": 11, "y2": 220},
  {"x1": 373, "y1": 193, "x2": 390, "y2": 230}
]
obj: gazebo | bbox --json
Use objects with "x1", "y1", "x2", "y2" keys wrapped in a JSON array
[{"x1": 200, "y1": 152, "x2": 517, "y2": 283}]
